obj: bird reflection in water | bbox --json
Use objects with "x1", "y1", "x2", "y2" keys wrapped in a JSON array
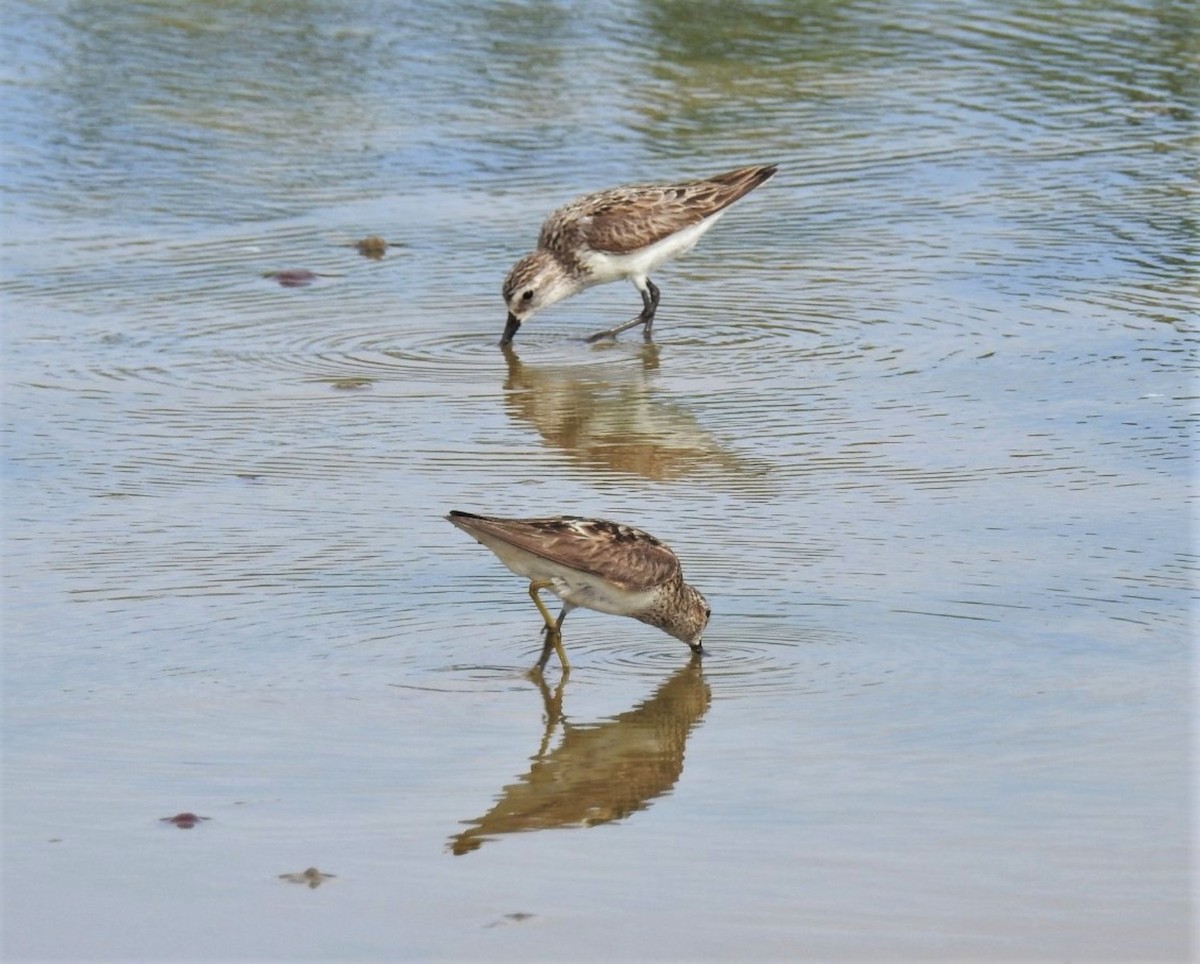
[
  {"x1": 500, "y1": 344, "x2": 764, "y2": 482},
  {"x1": 450, "y1": 655, "x2": 710, "y2": 855}
]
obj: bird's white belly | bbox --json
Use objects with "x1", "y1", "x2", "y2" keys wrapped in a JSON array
[
  {"x1": 549, "y1": 573, "x2": 659, "y2": 618},
  {"x1": 580, "y1": 212, "x2": 727, "y2": 283},
  {"x1": 471, "y1": 534, "x2": 657, "y2": 616}
]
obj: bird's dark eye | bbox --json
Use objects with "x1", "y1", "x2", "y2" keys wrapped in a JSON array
[
  {"x1": 704, "y1": 607, "x2": 711, "y2": 619},
  {"x1": 521, "y1": 289, "x2": 534, "y2": 302}
]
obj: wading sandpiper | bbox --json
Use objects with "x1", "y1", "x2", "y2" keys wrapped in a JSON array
[
  {"x1": 500, "y1": 164, "x2": 778, "y2": 346},
  {"x1": 446, "y1": 510, "x2": 710, "y2": 671}
]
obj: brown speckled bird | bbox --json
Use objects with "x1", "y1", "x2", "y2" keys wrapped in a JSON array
[
  {"x1": 447, "y1": 510, "x2": 710, "y2": 670},
  {"x1": 500, "y1": 164, "x2": 778, "y2": 346}
]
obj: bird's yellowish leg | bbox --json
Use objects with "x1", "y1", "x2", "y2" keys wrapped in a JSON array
[{"x1": 528, "y1": 581, "x2": 570, "y2": 672}]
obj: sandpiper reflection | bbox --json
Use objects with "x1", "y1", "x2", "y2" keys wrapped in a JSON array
[
  {"x1": 501, "y1": 344, "x2": 765, "y2": 482},
  {"x1": 450, "y1": 655, "x2": 710, "y2": 855}
]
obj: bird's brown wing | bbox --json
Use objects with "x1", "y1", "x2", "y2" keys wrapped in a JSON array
[
  {"x1": 447, "y1": 512, "x2": 681, "y2": 591},
  {"x1": 546, "y1": 164, "x2": 777, "y2": 255}
]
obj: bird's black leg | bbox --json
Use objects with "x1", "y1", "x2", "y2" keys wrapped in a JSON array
[
  {"x1": 640, "y1": 279, "x2": 660, "y2": 340},
  {"x1": 585, "y1": 278, "x2": 661, "y2": 343},
  {"x1": 555, "y1": 604, "x2": 572, "y2": 632}
]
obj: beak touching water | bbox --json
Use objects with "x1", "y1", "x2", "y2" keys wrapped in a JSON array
[{"x1": 500, "y1": 312, "x2": 521, "y2": 347}]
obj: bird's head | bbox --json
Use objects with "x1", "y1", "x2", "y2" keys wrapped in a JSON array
[
  {"x1": 666, "y1": 583, "x2": 711, "y2": 653},
  {"x1": 500, "y1": 251, "x2": 577, "y2": 346}
]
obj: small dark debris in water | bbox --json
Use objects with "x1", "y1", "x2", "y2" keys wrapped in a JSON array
[
  {"x1": 486, "y1": 912, "x2": 536, "y2": 928},
  {"x1": 48, "y1": 838, "x2": 63, "y2": 843},
  {"x1": 235, "y1": 473, "x2": 264, "y2": 482},
  {"x1": 279, "y1": 867, "x2": 336, "y2": 888},
  {"x1": 328, "y1": 377, "x2": 373, "y2": 391},
  {"x1": 161, "y1": 812, "x2": 209, "y2": 829},
  {"x1": 265, "y1": 269, "x2": 319, "y2": 287},
  {"x1": 354, "y1": 236, "x2": 388, "y2": 259}
]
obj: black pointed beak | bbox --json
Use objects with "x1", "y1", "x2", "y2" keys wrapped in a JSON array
[{"x1": 500, "y1": 312, "x2": 521, "y2": 347}]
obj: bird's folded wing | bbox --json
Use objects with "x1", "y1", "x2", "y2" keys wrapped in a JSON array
[{"x1": 457, "y1": 515, "x2": 682, "y2": 592}]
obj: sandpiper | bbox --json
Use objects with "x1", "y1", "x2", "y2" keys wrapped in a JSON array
[
  {"x1": 500, "y1": 163, "x2": 778, "y2": 346},
  {"x1": 446, "y1": 510, "x2": 710, "y2": 671}
]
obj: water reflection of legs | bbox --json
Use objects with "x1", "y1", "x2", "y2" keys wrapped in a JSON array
[{"x1": 529, "y1": 668, "x2": 567, "y2": 761}]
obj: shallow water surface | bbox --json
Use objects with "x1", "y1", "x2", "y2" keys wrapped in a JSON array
[{"x1": 2, "y1": 0, "x2": 1195, "y2": 960}]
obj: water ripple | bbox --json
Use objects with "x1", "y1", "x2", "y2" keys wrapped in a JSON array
[{"x1": 429, "y1": 617, "x2": 853, "y2": 700}]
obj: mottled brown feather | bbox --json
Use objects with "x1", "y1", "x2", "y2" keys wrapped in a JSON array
[
  {"x1": 447, "y1": 511, "x2": 682, "y2": 592},
  {"x1": 539, "y1": 164, "x2": 777, "y2": 257}
]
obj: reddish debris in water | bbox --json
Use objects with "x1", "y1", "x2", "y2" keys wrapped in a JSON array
[
  {"x1": 266, "y1": 269, "x2": 318, "y2": 287},
  {"x1": 160, "y1": 812, "x2": 210, "y2": 829}
]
